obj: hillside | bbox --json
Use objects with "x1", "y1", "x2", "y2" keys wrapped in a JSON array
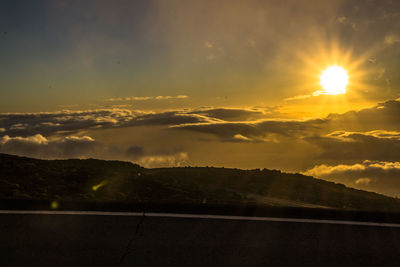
[{"x1": 0, "y1": 153, "x2": 399, "y2": 212}]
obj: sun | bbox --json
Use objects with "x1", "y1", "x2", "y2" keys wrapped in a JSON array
[{"x1": 320, "y1": 65, "x2": 349, "y2": 95}]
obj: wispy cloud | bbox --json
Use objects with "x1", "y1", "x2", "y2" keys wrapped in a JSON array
[
  {"x1": 106, "y1": 95, "x2": 189, "y2": 102},
  {"x1": 284, "y1": 94, "x2": 313, "y2": 102},
  {"x1": 284, "y1": 90, "x2": 340, "y2": 102}
]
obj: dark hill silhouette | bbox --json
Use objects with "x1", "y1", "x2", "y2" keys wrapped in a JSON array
[{"x1": 0, "y1": 153, "x2": 399, "y2": 212}]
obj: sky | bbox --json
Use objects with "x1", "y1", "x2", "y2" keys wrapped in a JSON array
[{"x1": 1, "y1": 0, "x2": 400, "y2": 197}]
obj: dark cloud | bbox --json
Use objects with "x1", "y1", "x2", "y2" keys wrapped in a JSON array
[
  {"x1": 0, "y1": 109, "x2": 215, "y2": 137},
  {"x1": 173, "y1": 119, "x2": 327, "y2": 142},
  {"x1": 304, "y1": 160, "x2": 400, "y2": 197},
  {"x1": 0, "y1": 109, "x2": 135, "y2": 137},
  {"x1": 128, "y1": 112, "x2": 217, "y2": 127},
  {"x1": 305, "y1": 130, "x2": 400, "y2": 163},
  {"x1": 296, "y1": 100, "x2": 400, "y2": 164},
  {"x1": 0, "y1": 107, "x2": 271, "y2": 138},
  {"x1": 171, "y1": 100, "x2": 400, "y2": 143},
  {"x1": 327, "y1": 100, "x2": 400, "y2": 132}
]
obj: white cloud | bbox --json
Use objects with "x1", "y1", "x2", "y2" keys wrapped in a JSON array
[
  {"x1": 233, "y1": 134, "x2": 252, "y2": 141},
  {"x1": 303, "y1": 160, "x2": 400, "y2": 197},
  {"x1": 0, "y1": 134, "x2": 98, "y2": 159},
  {"x1": 304, "y1": 160, "x2": 400, "y2": 177},
  {"x1": 136, "y1": 152, "x2": 190, "y2": 168},
  {"x1": 355, "y1": 178, "x2": 371, "y2": 185},
  {"x1": 303, "y1": 162, "x2": 367, "y2": 177},
  {"x1": 0, "y1": 134, "x2": 48, "y2": 145}
]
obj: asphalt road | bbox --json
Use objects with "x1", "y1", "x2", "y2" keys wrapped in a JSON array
[{"x1": 1, "y1": 212, "x2": 400, "y2": 267}]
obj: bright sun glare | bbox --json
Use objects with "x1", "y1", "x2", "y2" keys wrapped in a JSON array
[{"x1": 320, "y1": 65, "x2": 349, "y2": 95}]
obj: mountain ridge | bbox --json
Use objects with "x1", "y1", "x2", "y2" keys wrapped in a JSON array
[{"x1": 0, "y1": 153, "x2": 399, "y2": 212}]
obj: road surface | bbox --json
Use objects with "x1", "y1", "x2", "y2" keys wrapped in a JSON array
[{"x1": 1, "y1": 210, "x2": 400, "y2": 266}]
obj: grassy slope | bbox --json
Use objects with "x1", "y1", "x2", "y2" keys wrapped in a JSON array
[{"x1": 0, "y1": 153, "x2": 399, "y2": 212}]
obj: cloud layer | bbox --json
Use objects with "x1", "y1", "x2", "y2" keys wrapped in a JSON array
[
  {"x1": 3, "y1": 99, "x2": 400, "y2": 142},
  {"x1": 0, "y1": 134, "x2": 98, "y2": 159},
  {"x1": 2, "y1": 99, "x2": 400, "y2": 194},
  {"x1": 0, "y1": 134, "x2": 189, "y2": 168},
  {"x1": 305, "y1": 130, "x2": 400, "y2": 163},
  {"x1": 304, "y1": 160, "x2": 400, "y2": 197}
]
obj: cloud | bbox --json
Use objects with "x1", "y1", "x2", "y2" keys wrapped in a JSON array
[
  {"x1": 129, "y1": 111, "x2": 220, "y2": 127},
  {"x1": 0, "y1": 107, "x2": 272, "y2": 137},
  {"x1": 123, "y1": 145, "x2": 190, "y2": 168},
  {"x1": 4, "y1": 100, "x2": 400, "y2": 142},
  {"x1": 106, "y1": 95, "x2": 188, "y2": 102},
  {"x1": 137, "y1": 152, "x2": 190, "y2": 168},
  {"x1": 0, "y1": 133, "x2": 190, "y2": 168},
  {"x1": 233, "y1": 134, "x2": 252, "y2": 142},
  {"x1": 0, "y1": 109, "x2": 214, "y2": 137},
  {"x1": 283, "y1": 88, "x2": 340, "y2": 102},
  {"x1": 173, "y1": 118, "x2": 327, "y2": 142},
  {"x1": 355, "y1": 178, "x2": 371, "y2": 185},
  {"x1": 328, "y1": 130, "x2": 400, "y2": 140},
  {"x1": 189, "y1": 108, "x2": 265, "y2": 121},
  {"x1": 326, "y1": 100, "x2": 400, "y2": 132},
  {"x1": 5, "y1": 99, "x2": 400, "y2": 184},
  {"x1": 284, "y1": 94, "x2": 313, "y2": 102},
  {"x1": 303, "y1": 160, "x2": 400, "y2": 197},
  {"x1": 3, "y1": 99, "x2": 400, "y2": 168},
  {"x1": 0, "y1": 109, "x2": 135, "y2": 136},
  {"x1": 305, "y1": 130, "x2": 400, "y2": 163},
  {"x1": 385, "y1": 34, "x2": 400, "y2": 45},
  {"x1": 0, "y1": 134, "x2": 98, "y2": 159}
]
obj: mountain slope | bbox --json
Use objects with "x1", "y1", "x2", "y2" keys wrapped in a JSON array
[{"x1": 0, "y1": 153, "x2": 399, "y2": 212}]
